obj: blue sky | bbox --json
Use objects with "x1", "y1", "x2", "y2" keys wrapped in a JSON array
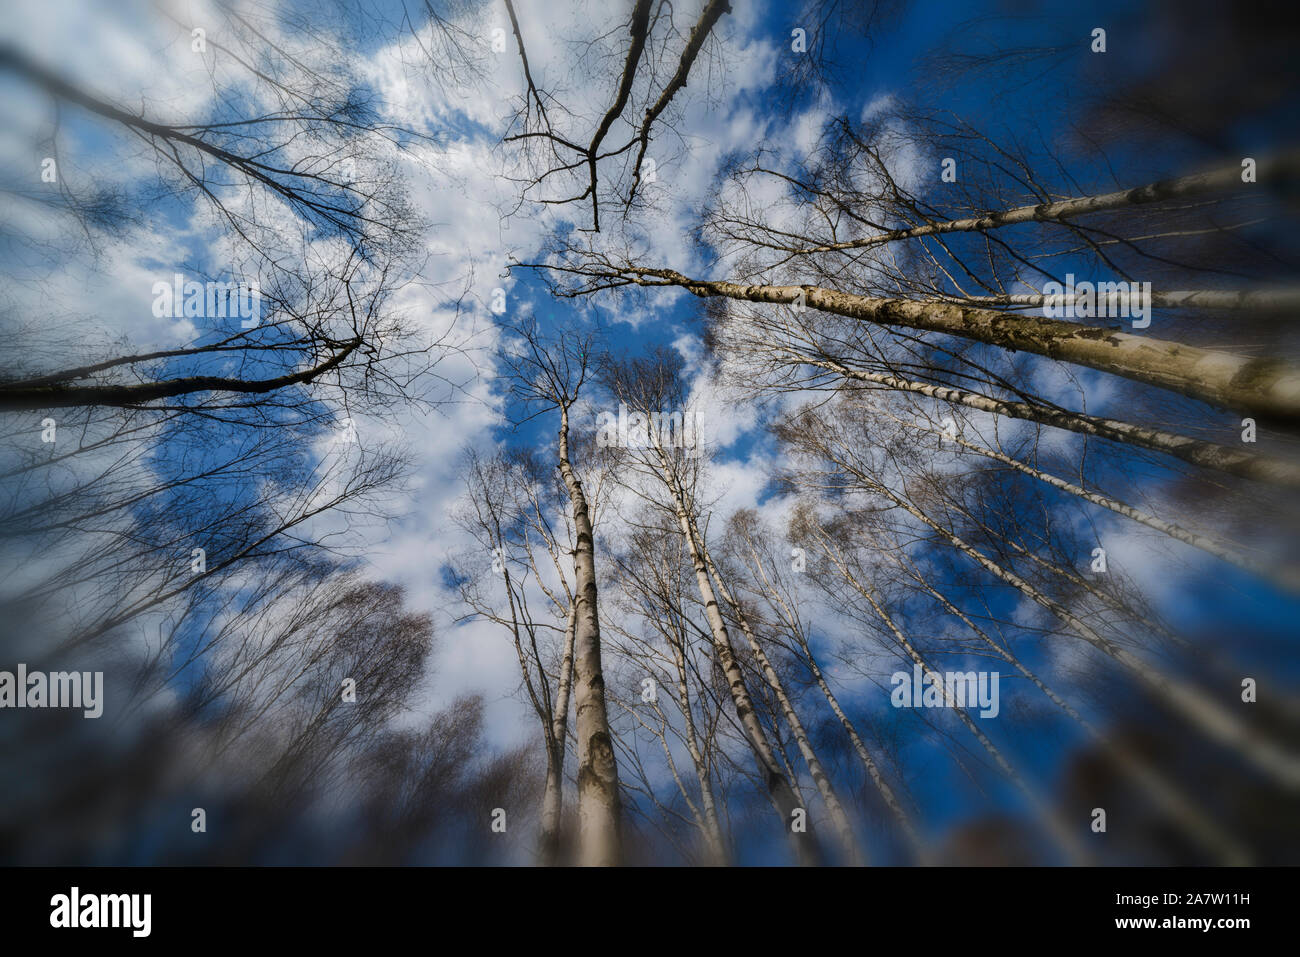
[{"x1": 2, "y1": 0, "x2": 1296, "y2": 864}]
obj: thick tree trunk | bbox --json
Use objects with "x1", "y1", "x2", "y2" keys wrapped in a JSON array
[
  {"x1": 956, "y1": 290, "x2": 1300, "y2": 311},
  {"x1": 627, "y1": 268, "x2": 1300, "y2": 420}
]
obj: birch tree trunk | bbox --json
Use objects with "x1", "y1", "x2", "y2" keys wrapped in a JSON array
[
  {"x1": 892, "y1": 411, "x2": 1299, "y2": 591},
  {"x1": 775, "y1": 151, "x2": 1300, "y2": 254},
  {"x1": 651, "y1": 444, "x2": 822, "y2": 863},
  {"x1": 807, "y1": 355, "x2": 1300, "y2": 486},
  {"x1": 701, "y1": 541, "x2": 866, "y2": 864},
  {"x1": 862, "y1": 473, "x2": 1300, "y2": 791},
  {"x1": 737, "y1": 533, "x2": 927, "y2": 859},
  {"x1": 539, "y1": 603, "x2": 577, "y2": 864},
  {"x1": 663, "y1": 610, "x2": 729, "y2": 864},
  {"x1": 557, "y1": 404, "x2": 622, "y2": 865},
  {"x1": 615, "y1": 267, "x2": 1300, "y2": 420},
  {"x1": 953, "y1": 290, "x2": 1300, "y2": 311}
]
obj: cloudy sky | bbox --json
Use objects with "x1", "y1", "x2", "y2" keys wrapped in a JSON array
[{"x1": 2, "y1": 0, "x2": 1296, "y2": 864}]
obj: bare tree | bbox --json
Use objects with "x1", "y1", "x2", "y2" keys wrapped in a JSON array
[
  {"x1": 600, "y1": 350, "x2": 828, "y2": 863},
  {"x1": 500, "y1": 0, "x2": 731, "y2": 231},
  {"x1": 497, "y1": 318, "x2": 622, "y2": 864},
  {"x1": 774, "y1": 394, "x2": 1300, "y2": 791},
  {"x1": 452, "y1": 448, "x2": 579, "y2": 863}
]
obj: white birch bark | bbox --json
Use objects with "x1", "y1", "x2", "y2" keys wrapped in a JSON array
[
  {"x1": 895, "y1": 413, "x2": 1299, "y2": 591},
  {"x1": 538, "y1": 603, "x2": 576, "y2": 863},
  {"x1": 650, "y1": 442, "x2": 822, "y2": 863},
  {"x1": 780, "y1": 152, "x2": 1300, "y2": 255},
  {"x1": 701, "y1": 541, "x2": 866, "y2": 864},
  {"x1": 805, "y1": 354, "x2": 1300, "y2": 486},
  {"x1": 557, "y1": 404, "x2": 622, "y2": 865},
  {"x1": 608, "y1": 266, "x2": 1300, "y2": 420}
]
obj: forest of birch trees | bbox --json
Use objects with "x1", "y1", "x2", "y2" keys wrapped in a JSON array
[{"x1": 0, "y1": 0, "x2": 1297, "y2": 865}]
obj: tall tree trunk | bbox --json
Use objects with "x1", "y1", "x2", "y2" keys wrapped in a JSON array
[
  {"x1": 776, "y1": 151, "x2": 1300, "y2": 254},
  {"x1": 663, "y1": 609, "x2": 729, "y2": 864},
  {"x1": 895, "y1": 412, "x2": 1298, "y2": 590},
  {"x1": 809, "y1": 356, "x2": 1300, "y2": 486},
  {"x1": 954, "y1": 290, "x2": 1300, "y2": 311},
  {"x1": 701, "y1": 542, "x2": 865, "y2": 864},
  {"x1": 862, "y1": 473, "x2": 1300, "y2": 790},
  {"x1": 624, "y1": 268, "x2": 1300, "y2": 420},
  {"x1": 739, "y1": 537, "x2": 927, "y2": 859},
  {"x1": 653, "y1": 445, "x2": 822, "y2": 863},
  {"x1": 557, "y1": 405, "x2": 622, "y2": 865}
]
